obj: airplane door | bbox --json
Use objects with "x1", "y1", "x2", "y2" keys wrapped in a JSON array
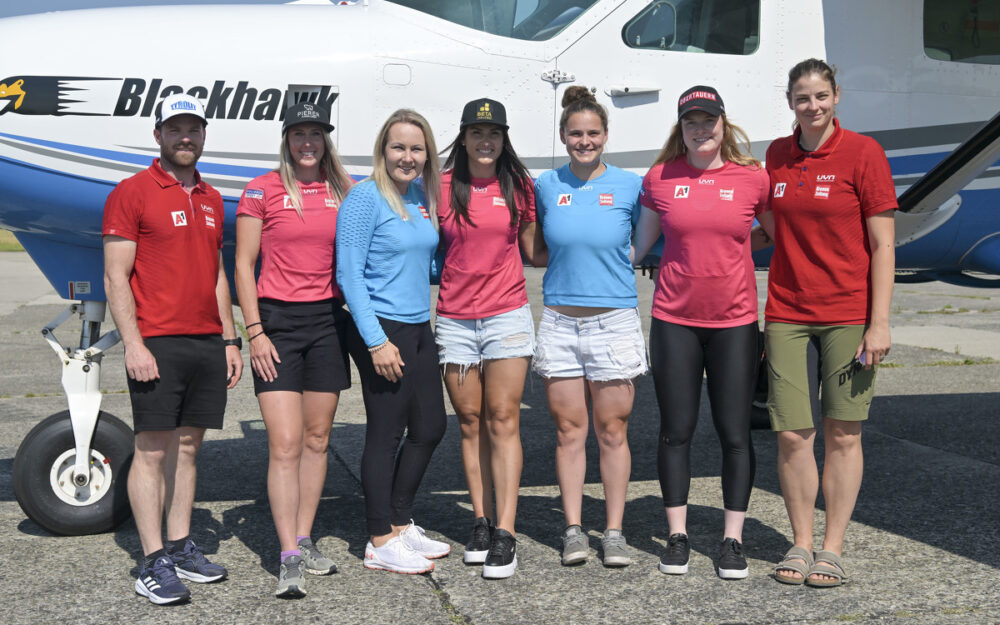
[{"x1": 552, "y1": 0, "x2": 784, "y2": 171}]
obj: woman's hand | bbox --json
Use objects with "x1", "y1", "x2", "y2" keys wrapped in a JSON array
[
  {"x1": 855, "y1": 323, "x2": 890, "y2": 369},
  {"x1": 250, "y1": 332, "x2": 281, "y2": 382},
  {"x1": 371, "y1": 340, "x2": 405, "y2": 382}
]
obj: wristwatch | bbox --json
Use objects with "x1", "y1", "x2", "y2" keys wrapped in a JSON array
[{"x1": 223, "y1": 337, "x2": 243, "y2": 350}]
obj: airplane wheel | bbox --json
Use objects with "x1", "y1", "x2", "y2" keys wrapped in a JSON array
[{"x1": 13, "y1": 411, "x2": 133, "y2": 535}]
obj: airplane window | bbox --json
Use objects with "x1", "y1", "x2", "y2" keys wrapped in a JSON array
[
  {"x1": 388, "y1": 0, "x2": 600, "y2": 40},
  {"x1": 622, "y1": 0, "x2": 760, "y2": 55},
  {"x1": 924, "y1": 0, "x2": 1000, "y2": 64}
]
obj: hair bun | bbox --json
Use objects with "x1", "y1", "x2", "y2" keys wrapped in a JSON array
[{"x1": 561, "y1": 86, "x2": 595, "y2": 109}]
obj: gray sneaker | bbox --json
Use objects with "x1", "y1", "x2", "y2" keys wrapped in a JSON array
[
  {"x1": 561, "y1": 525, "x2": 589, "y2": 565},
  {"x1": 298, "y1": 537, "x2": 337, "y2": 575},
  {"x1": 276, "y1": 555, "x2": 306, "y2": 598},
  {"x1": 601, "y1": 529, "x2": 631, "y2": 567}
]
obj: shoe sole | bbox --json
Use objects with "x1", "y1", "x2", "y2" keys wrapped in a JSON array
[
  {"x1": 304, "y1": 565, "x2": 337, "y2": 575},
  {"x1": 482, "y1": 555, "x2": 517, "y2": 579},
  {"x1": 364, "y1": 555, "x2": 434, "y2": 575},
  {"x1": 602, "y1": 556, "x2": 631, "y2": 567},
  {"x1": 175, "y1": 568, "x2": 226, "y2": 583},
  {"x1": 134, "y1": 580, "x2": 190, "y2": 605},
  {"x1": 658, "y1": 562, "x2": 689, "y2": 575},
  {"x1": 275, "y1": 583, "x2": 307, "y2": 598},
  {"x1": 464, "y1": 549, "x2": 488, "y2": 564},
  {"x1": 718, "y1": 566, "x2": 749, "y2": 580},
  {"x1": 561, "y1": 552, "x2": 588, "y2": 566},
  {"x1": 421, "y1": 548, "x2": 451, "y2": 559}
]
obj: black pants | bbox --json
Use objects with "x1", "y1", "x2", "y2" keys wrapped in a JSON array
[
  {"x1": 650, "y1": 319, "x2": 758, "y2": 511},
  {"x1": 349, "y1": 318, "x2": 447, "y2": 536}
]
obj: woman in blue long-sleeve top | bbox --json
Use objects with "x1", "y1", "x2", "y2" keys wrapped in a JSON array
[{"x1": 335, "y1": 109, "x2": 451, "y2": 575}]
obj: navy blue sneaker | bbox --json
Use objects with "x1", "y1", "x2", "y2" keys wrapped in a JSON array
[
  {"x1": 168, "y1": 539, "x2": 227, "y2": 583},
  {"x1": 135, "y1": 555, "x2": 191, "y2": 605}
]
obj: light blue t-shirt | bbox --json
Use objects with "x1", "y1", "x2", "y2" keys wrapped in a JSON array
[
  {"x1": 535, "y1": 163, "x2": 642, "y2": 308},
  {"x1": 336, "y1": 179, "x2": 439, "y2": 347}
]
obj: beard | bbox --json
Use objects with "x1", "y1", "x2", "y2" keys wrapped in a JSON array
[{"x1": 161, "y1": 142, "x2": 202, "y2": 169}]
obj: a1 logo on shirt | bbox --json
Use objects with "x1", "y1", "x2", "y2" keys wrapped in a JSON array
[
  {"x1": 773, "y1": 183, "x2": 786, "y2": 198},
  {"x1": 171, "y1": 210, "x2": 187, "y2": 227},
  {"x1": 674, "y1": 186, "x2": 690, "y2": 199},
  {"x1": 599, "y1": 193, "x2": 614, "y2": 206},
  {"x1": 557, "y1": 193, "x2": 572, "y2": 206},
  {"x1": 283, "y1": 195, "x2": 294, "y2": 209}
]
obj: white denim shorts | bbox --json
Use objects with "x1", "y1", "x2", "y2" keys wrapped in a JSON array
[
  {"x1": 532, "y1": 307, "x2": 648, "y2": 381},
  {"x1": 435, "y1": 303, "x2": 535, "y2": 366}
]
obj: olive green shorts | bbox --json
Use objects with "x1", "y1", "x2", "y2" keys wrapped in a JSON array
[{"x1": 765, "y1": 322, "x2": 876, "y2": 432}]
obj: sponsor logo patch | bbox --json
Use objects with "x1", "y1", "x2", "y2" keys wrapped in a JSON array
[
  {"x1": 719, "y1": 188, "x2": 734, "y2": 201},
  {"x1": 472, "y1": 185, "x2": 488, "y2": 193},
  {"x1": 325, "y1": 198, "x2": 338, "y2": 208},
  {"x1": 245, "y1": 189, "x2": 264, "y2": 200},
  {"x1": 418, "y1": 205, "x2": 430, "y2": 219},
  {"x1": 493, "y1": 196, "x2": 506, "y2": 207},
  {"x1": 816, "y1": 174, "x2": 836, "y2": 182},
  {"x1": 171, "y1": 210, "x2": 187, "y2": 227},
  {"x1": 699, "y1": 178, "x2": 715, "y2": 185},
  {"x1": 303, "y1": 188, "x2": 319, "y2": 195},
  {"x1": 674, "y1": 185, "x2": 690, "y2": 199},
  {"x1": 557, "y1": 193, "x2": 572, "y2": 206},
  {"x1": 205, "y1": 215, "x2": 216, "y2": 228},
  {"x1": 599, "y1": 193, "x2": 614, "y2": 206},
  {"x1": 200, "y1": 203, "x2": 214, "y2": 214},
  {"x1": 774, "y1": 183, "x2": 786, "y2": 198},
  {"x1": 815, "y1": 185, "x2": 830, "y2": 199},
  {"x1": 283, "y1": 195, "x2": 294, "y2": 209}
]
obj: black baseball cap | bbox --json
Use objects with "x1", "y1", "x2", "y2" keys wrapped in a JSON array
[
  {"x1": 282, "y1": 101, "x2": 334, "y2": 134},
  {"x1": 677, "y1": 85, "x2": 725, "y2": 118},
  {"x1": 459, "y1": 98, "x2": 508, "y2": 129}
]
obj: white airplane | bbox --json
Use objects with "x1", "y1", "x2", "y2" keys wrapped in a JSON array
[{"x1": 1, "y1": 0, "x2": 999, "y2": 535}]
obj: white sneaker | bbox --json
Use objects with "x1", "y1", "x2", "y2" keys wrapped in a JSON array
[
  {"x1": 399, "y1": 521, "x2": 451, "y2": 559},
  {"x1": 364, "y1": 536, "x2": 434, "y2": 574}
]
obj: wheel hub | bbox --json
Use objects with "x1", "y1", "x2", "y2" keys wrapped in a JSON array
[{"x1": 49, "y1": 449, "x2": 112, "y2": 506}]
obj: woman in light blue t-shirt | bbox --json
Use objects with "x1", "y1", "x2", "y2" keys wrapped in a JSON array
[{"x1": 533, "y1": 86, "x2": 646, "y2": 568}]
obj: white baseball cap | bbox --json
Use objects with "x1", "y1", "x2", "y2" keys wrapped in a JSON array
[{"x1": 155, "y1": 93, "x2": 207, "y2": 127}]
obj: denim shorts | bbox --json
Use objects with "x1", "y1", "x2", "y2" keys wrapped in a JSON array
[
  {"x1": 533, "y1": 307, "x2": 649, "y2": 381},
  {"x1": 435, "y1": 303, "x2": 535, "y2": 366}
]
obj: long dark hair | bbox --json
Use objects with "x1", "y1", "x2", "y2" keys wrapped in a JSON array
[{"x1": 442, "y1": 125, "x2": 533, "y2": 227}]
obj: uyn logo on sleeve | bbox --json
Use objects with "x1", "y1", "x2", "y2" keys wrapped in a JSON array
[
  {"x1": 773, "y1": 182, "x2": 786, "y2": 198},
  {"x1": 557, "y1": 194, "x2": 572, "y2": 206},
  {"x1": 673, "y1": 186, "x2": 690, "y2": 199},
  {"x1": 171, "y1": 211, "x2": 187, "y2": 227}
]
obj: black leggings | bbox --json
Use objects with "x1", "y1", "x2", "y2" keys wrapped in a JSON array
[
  {"x1": 349, "y1": 318, "x2": 447, "y2": 536},
  {"x1": 650, "y1": 318, "x2": 758, "y2": 511}
]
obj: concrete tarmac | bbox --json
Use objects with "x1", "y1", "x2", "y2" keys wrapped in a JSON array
[{"x1": 1, "y1": 252, "x2": 998, "y2": 625}]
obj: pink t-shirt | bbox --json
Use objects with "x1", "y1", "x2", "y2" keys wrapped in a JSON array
[
  {"x1": 236, "y1": 171, "x2": 344, "y2": 302},
  {"x1": 436, "y1": 171, "x2": 536, "y2": 319},
  {"x1": 640, "y1": 158, "x2": 769, "y2": 328}
]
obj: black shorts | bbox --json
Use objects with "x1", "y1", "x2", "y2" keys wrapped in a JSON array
[
  {"x1": 127, "y1": 335, "x2": 227, "y2": 432},
  {"x1": 253, "y1": 298, "x2": 352, "y2": 395}
]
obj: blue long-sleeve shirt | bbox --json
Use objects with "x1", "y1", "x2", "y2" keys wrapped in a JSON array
[{"x1": 335, "y1": 179, "x2": 439, "y2": 347}]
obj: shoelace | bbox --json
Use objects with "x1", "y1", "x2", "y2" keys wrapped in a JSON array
[
  {"x1": 487, "y1": 535, "x2": 514, "y2": 558},
  {"x1": 724, "y1": 540, "x2": 743, "y2": 557},
  {"x1": 151, "y1": 556, "x2": 183, "y2": 583},
  {"x1": 667, "y1": 534, "x2": 688, "y2": 554},
  {"x1": 471, "y1": 523, "x2": 491, "y2": 545},
  {"x1": 301, "y1": 542, "x2": 322, "y2": 560},
  {"x1": 178, "y1": 541, "x2": 210, "y2": 566}
]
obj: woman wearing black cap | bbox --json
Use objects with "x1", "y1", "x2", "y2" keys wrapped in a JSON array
[
  {"x1": 435, "y1": 98, "x2": 543, "y2": 578},
  {"x1": 235, "y1": 101, "x2": 354, "y2": 597},
  {"x1": 632, "y1": 85, "x2": 769, "y2": 579}
]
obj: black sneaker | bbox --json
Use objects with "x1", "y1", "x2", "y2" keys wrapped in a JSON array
[
  {"x1": 168, "y1": 539, "x2": 227, "y2": 583},
  {"x1": 717, "y1": 538, "x2": 749, "y2": 579},
  {"x1": 482, "y1": 528, "x2": 517, "y2": 579},
  {"x1": 658, "y1": 533, "x2": 690, "y2": 575},
  {"x1": 134, "y1": 555, "x2": 191, "y2": 605},
  {"x1": 463, "y1": 517, "x2": 493, "y2": 564}
]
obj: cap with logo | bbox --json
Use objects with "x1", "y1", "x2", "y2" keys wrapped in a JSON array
[
  {"x1": 677, "y1": 85, "x2": 725, "y2": 118},
  {"x1": 154, "y1": 93, "x2": 207, "y2": 128},
  {"x1": 282, "y1": 101, "x2": 334, "y2": 134},
  {"x1": 460, "y1": 98, "x2": 508, "y2": 129}
]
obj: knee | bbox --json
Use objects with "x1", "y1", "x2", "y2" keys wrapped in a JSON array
[
  {"x1": 411, "y1": 414, "x2": 447, "y2": 447},
  {"x1": 486, "y1": 406, "x2": 519, "y2": 438},
  {"x1": 824, "y1": 422, "x2": 862, "y2": 451},
  {"x1": 777, "y1": 429, "x2": 814, "y2": 456},
  {"x1": 269, "y1": 435, "x2": 303, "y2": 465},
  {"x1": 597, "y1": 421, "x2": 629, "y2": 450},
  {"x1": 133, "y1": 445, "x2": 168, "y2": 468},
  {"x1": 303, "y1": 429, "x2": 331, "y2": 455}
]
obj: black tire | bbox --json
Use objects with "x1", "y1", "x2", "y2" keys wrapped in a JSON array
[{"x1": 13, "y1": 411, "x2": 133, "y2": 535}]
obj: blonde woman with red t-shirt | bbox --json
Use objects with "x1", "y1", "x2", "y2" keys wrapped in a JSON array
[{"x1": 759, "y1": 59, "x2": 896, "y2": 588}]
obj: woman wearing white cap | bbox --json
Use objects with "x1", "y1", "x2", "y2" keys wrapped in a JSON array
[
  {"x1": 632, "y1": 85, "x2": 769, "y2": 580},
  {"x1": 435, "y1": 97, "x2": 543, "y2": 578},
  {"x1": 235, "y1": 101, "x2": 353, "y2": 597}
]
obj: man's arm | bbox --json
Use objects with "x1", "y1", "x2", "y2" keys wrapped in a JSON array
[
  {"x1": 104, "y1": 235, "x2": 159, "y2": 382},
  {"x1": 216, "y1": 252, "x2": 243, "y2": 388}
]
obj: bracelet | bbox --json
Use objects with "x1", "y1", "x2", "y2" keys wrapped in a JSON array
[
  {"x1": 249, "y1": 331, "x2": 266, "y2": 342},
  {"x1": 245, "y1": 322, "x2": 262, "y2": 330},
  {"x1": 368, "y1": 341, "x2": 389, "y2": 354}
]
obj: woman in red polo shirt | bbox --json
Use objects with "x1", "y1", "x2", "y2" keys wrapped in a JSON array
[
  {"x1": 435, "y1": 98, "x2": 543, "y2": 579},
  {"x1": 761, "y1": 59, "x2": 896, "y2": 587},
  {"x1": 632, "y1": 85, "x2": 769, "y2": 580},
  {"x1": 234, "y1": 102, "x2": 354, "y2": 598}
]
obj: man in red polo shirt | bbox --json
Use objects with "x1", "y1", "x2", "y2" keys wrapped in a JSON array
[{"x1": 103, "y1": 93, "x2": 243, "y2": 605}]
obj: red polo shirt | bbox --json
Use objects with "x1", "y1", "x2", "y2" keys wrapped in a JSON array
[
  {"x1": 764, "y1": 120, "x2": 897, "y2": 325},
  {"x1": 103, "y1": 158, "x2": 224, "y2": 337}
]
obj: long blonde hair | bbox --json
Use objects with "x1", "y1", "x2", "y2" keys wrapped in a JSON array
[
  {"x1": 276, "y1": 129, "x2": 353, "y2": 217},
  {"x1": 370, "y1": 109, "x2": 440, "y2": 226},
  {"x1": 653, "y1": 114, "x2": 760, "y2": 168}
]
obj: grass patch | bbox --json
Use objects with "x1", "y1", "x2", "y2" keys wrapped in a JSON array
[
  {"x1": 916, "y1": 306, "x2": 970, "y2": 315},
  {"x1": 878, "y1": 362, "x2": 905, "y2": 368},
  {"x1": 916, "y1": 357, "x2": 997, "y2": 367},
  {"x1": 0, "y1": 229, "x2": 24, "y2": 252}
]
